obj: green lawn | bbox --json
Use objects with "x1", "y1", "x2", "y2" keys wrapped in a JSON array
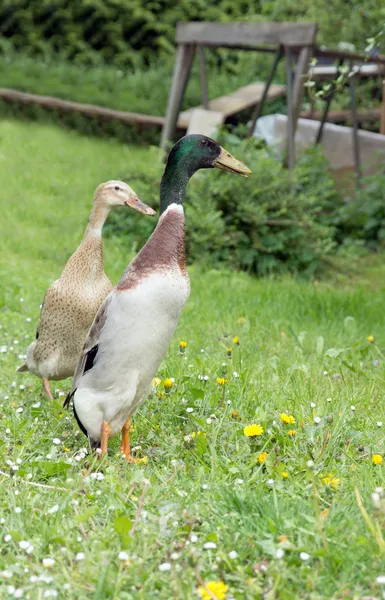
[
  {"x1": 1, "y1": 120, "x2": 385, "y2": 599},
  {"x1": 0, "y1": 53, "x2": 267, "y2": 116}
]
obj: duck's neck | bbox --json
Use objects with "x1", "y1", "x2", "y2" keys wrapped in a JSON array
[
  {"x1": 160, "y1": 159, "x2": 192, "y2": 215},
  {"x1": 84, "y1": 202, "x2": 110, "y2": 238}
]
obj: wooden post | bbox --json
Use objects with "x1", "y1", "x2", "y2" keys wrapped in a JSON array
[
  {"x1": 198, "y1": 47, "x2": 209, "y2": 110},
  {"x1": 285, "y1": 46, "x2": 295, "y2": 172},
  {"x1": 315, "y1": 58, "x2": 344, "y2": 144},
  {"x1": 349, "y1": 67, "x2": 361, "y2": 183},
  {"x1": 247, "y1": 46, "x2": 283, "y2": 137},
  {"x1": 292, "y1": 46, "x2": 312, "y2": 125},
  {"x1": 160, "y1": 44, "x2": 196, "y2": 151},
  {"x1": 381, "y1": 80, "x2": 385, "y2": 135}
]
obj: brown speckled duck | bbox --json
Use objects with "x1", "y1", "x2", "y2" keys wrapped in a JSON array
[{"x1": 18, "y1": 180, "x2": 155, "y2": 400}]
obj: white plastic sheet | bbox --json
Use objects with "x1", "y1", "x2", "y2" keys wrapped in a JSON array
[{"x1": 253, "y1": 114, "x2": 385, "y2": 172}]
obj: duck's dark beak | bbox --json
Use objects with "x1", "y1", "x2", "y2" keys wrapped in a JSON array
[
  {"x1": 125, "y1": 195, "x2": 156, "y2": 216},
  {"x1": 213, "y1": 147, "x2": 252, "y2": 178}
]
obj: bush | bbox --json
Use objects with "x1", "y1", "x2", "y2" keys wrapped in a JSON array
[
  {"x1": 185, "y1": 134, "x2": 340, "y2": 276},
  {"x1": 0, "y1": 0, "x2": 383, "y2": 67},
  {"x1": 105, "y1": 132, "x2": 342, "y2": 277},
  {"x1": 335, "y1": 172, "x2": 385, "y2": 251}
]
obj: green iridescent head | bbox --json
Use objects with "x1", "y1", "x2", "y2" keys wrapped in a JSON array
[{"x1": 160, "y1": 134, "x2": 251, "y2": 214}]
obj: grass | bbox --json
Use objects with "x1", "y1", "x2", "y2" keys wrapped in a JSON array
[
  {"x1": 1, "y1": 119, "x2": 385, "y2": 599},
  {"x1": 0, "y1": 52, "x2": 270, "y2": 116},
  {"x1": 0, "y1": 51, "x2": 286, "y2": 145}
]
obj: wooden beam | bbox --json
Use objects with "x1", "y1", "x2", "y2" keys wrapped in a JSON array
[
  {"x1": 292, "y1": 46, "x2": 312, "y2": 123},
  {"x1": 0, "y1": 87, "x2": 165, "y2": 127},
  {"x1": 285, "y1": 47, "x2": 295, "y2": 172},
  {"x1": 198, "y1": 47, "x2": 209, "y2": 110},
  {"x1": 176, "y1": 22, "x2": 317, "y2": 49},
  {"x1": 301, "y1": 108, "x2": 381, "y2": 123},
  {"x1": 313, "y1": 47, "x2": 385, "y2": 66},
  {"x1": 310, "y1": 63, "x2": 385, "y2": 81}
]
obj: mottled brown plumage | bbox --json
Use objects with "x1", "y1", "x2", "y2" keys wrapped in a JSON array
[{"x1": 18, "y1": 180, "x2": 155, "y2": 400}]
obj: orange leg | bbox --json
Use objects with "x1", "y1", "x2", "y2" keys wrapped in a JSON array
[
  {"x1": 42, "y1": 378, "x2": 53, "y2": 401},
  {"x1": 100, "y1": 421, "x2": 111, "y2": 459},
  {"x1": 121, "y1": 417, "x2": 137, "y2": 463}
]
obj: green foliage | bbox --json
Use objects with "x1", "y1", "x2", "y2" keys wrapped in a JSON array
[
  {"x1": 0, "y1": 0, "x2": 259, "y2": 67},
  {"x1": 335, "y1": 173, "x2": 385, "y2": 251},
  {"x1": 0, "y1": 49, "x2": 263, "y2": 116},
  {"x1": 1, "y1": 0, "x2": 383, "y2": 67},
  {"x1": 186, "y1": 136, "x2": 340, "y2": 276}
]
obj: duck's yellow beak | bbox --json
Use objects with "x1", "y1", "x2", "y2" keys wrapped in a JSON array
[
  {"x1": 213, "y1": 147, "x2": 252, "y2": 177},
  {"x1": 125, "y1": 195, "x2": 156, "y2": 216}
]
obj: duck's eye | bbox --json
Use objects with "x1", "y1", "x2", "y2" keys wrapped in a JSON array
[{"x1": 114, "y1": 185, "x2": 120, "y2": 191}]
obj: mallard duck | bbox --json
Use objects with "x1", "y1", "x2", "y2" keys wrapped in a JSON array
[
  {"x1": 64, "y1": 135, "x2": 251, "y2": 460},
  {"x1": 18, "y1": 181, "x2": 155, "y2": 400}
]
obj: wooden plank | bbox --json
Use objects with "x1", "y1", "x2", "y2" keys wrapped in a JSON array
[
  {"x1": 0, "y1": 88, "x2": 165, "y2": 127},
  {"x1": 176, "y1": 22, "x2": 317, "y2": 49},
  {"x1": 178, "y1": 82, "x2": 285, "y2": 128},
  {"x1": 314, "y1": 47, "x2": 385, "y2": 66},
  {"x1": 186, "y1": 108, "x2": 224, "y2": 137},
  {"x1": 300, "y1": 109, "x2": 381, "y2": 123}
]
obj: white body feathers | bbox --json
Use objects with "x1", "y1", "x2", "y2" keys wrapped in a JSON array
[{"x1": 71, "y1": 204, "x2": 190, "y2": 442}]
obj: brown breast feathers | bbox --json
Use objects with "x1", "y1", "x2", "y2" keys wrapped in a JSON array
[{"x1": 117, "y1": 207, "x2": 186, "y2": 291}]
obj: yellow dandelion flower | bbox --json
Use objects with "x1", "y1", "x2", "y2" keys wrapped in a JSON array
[
  {"x1": 179, "y1": 340, "x2": 187, "y2": 349},
  {"x1": 216, "y1": 377, "x2": 226, "y2": 386},
  {"x1": 244, "y1": 424, "x2": 264, "y2": 437},
  {"x1": 227, "y1": 347, "x2": 233, "y2": 358},
  {"x1": 281, "y1": 471, "x2": 289, "y2": 478},
  {"x1": 368, "y1": 335, "x2": 375, "y2": 343},
  {"x1": 163, "y1": 378, "x2": 173, "y2": 390},
  {"x1": 191, "y1": 432, "x2": 196, "y2": 438},
  {"x1": 64, "y1": 447, "x2": 70, "y2": 452},
  {"x1": 152, "y1": 377, "x2": 161, "y2": 387},
  {"x1": 257, "y1": 451, "x2": 268, "y2": 464},
  {"x1": 137, "y1": 456, "x2": 148, "y2": 465},
  {"x1": 198, "y1": 581, "x2": 228, "y2": 600},
  {"x1": 277, "y1": 534, "x2": 289, "y2": 543},
  {"x1": 287, "y1": 429, "x2": 296, "y2": 437},
  {"x1": 280, "y1": 413, "x2": 296, "y2": 425},
  {"x1": 157, "y1": 391, "x2": 165, "y2": 400},
  {"x1": 321, "y1": 474, "x2": 340, "y2": 489},
  {"x1": 372, "y1": 454, "x2": 383, "y2": 465},
  {"x1": 233, "y1": 336, "x2": 240, "y2": 345}
]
